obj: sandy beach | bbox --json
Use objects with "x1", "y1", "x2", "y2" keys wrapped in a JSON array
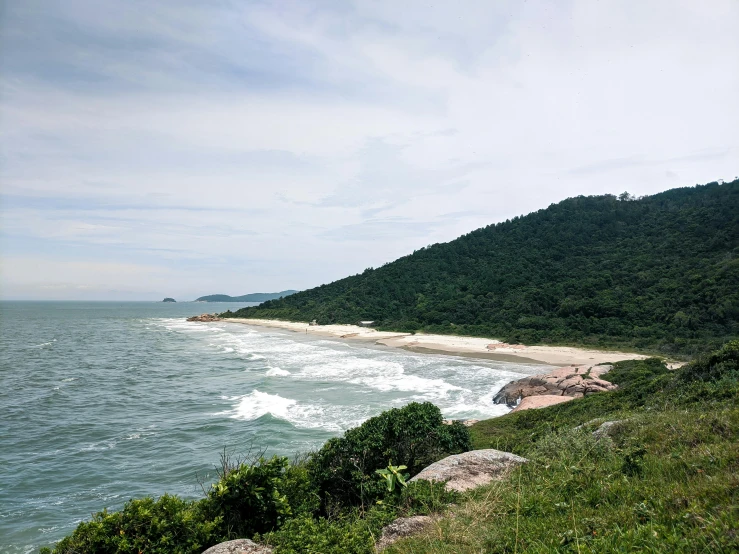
[{"x1": 221, "y1": 318, "x2": 650, "y2": 366}]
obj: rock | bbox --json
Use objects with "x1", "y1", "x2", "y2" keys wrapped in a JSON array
[
  {"x1": 375, "y1": 515, "x2": 436, "y2": 551},
  {"x1": 592, "y1": 420, "x2": 626, "y2": 439},
  {"x1": 493, "y1": 365, "x2": 615, "y2": 407},
  {"x1": 512, "y1": 395, "x2": 574, "y2": 412},
  {"x1": 201, "y1": 539, "x2": 272, "y2": 554},
  {"x1": 187, "y1": 313, "x2": 221, "y2": 322},
  {"x1": 442, "y1": 418, "x2": 480, "y2": 427},
  {"x1": 409, "y1": 449, "x2": 527, "y2": 492}
]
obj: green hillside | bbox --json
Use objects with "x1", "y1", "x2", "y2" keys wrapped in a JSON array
[
  {"x1": 224, "y1": 180, "x2": 739, "y2": 355},
  {"x1": 196, "y1": 290, "x2": 298, "y2": 302}
]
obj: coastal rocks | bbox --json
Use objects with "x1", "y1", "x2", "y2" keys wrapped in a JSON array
[
  {"x1": 512, "y1": 395, "x2": 575, "y2": 412},
  {"x1": 187, "y1": 313, "x2": 221, "y2": 322},
  {"x1": 375, "y1": 515, "x2": 437, "y2": 551},
  {"x1": 201, "y1": 539, "x2": 272, "y2": 554},
  {"x1": 409, "y1": 449, "x2": 527, "y2": 492},
  {"x1": 442, "y1": 418, "x2": 480, "y2": 427},
  {"x1": 493, "y1": 364, "x2": 616, "y2": 408}
]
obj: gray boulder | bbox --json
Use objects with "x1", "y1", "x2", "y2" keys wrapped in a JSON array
[
  {"x1": 375, "y1": 515, "x2": 436, "y2": 551},
  {"x1": 202, "y1": 539, "x2": 272, "y2": 554},
  {"x1": 409, "y1": 449, "x2": 527, "y2": 492}
]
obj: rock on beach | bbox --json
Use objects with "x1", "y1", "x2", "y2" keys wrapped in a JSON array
[
  {"x1": 493, "y1": 364, "x2": 616, "y2": 410},
  {"x1": 187, "y1": 313, "x2": 221, "y2": 322}
]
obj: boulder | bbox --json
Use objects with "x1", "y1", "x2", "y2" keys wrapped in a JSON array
[
  {"x1": 409, "y1": 449, "x2": 527, "y2": 492},
  {"x1": 187, "y1": 313, "x2": 221, "y2": 322},
  {"x1": 512, "y1": 395, "x2": 574, "y2": 412},
  {"x1": 202, "y1": 539, "x2": 272, "y2": 554},
  {"x1": 493, "y1": 364, "x2": 615, "y2": 407},
  {"x1": 592, "y1": 419, "x2": 626, "y2": 439},
  {"x1": 442, "y1": 418, "x2": 480, "y2": 427},
  {"x1": 375, "y1": 515, "x2": 436, "y2": 551}
]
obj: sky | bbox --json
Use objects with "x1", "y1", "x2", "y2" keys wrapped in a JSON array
[{"x1": 1, "y1": 0, "x2": 737, "y2": 301}]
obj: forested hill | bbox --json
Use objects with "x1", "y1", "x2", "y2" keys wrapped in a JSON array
[
  {"x1": 196, "y1": 290, "x2": 298, "y2": 302},
  {"x1": 225, "y1": 180, "x2": 739, "y2": 355}
]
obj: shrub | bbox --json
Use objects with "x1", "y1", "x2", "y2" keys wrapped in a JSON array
[
  {"x1": 307, "y1": 402, "x2": 471, "y2": 510},
  {"x1": 259, "y1": 507, "x2": 395, "y2": 554},
  {"x1": 676, "y1": 339, "x2": 739, "y2": 383},
  {"x1": 202, "y1": 455, "x2": 294, "y2": 538},
  {"x1": 45, "y1": 495, "x2": 220, "y2": 554}
]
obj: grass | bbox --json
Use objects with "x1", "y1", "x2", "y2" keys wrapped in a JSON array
[{"x1": 383, "y1": 344, "x2": 739, "y2": 553}]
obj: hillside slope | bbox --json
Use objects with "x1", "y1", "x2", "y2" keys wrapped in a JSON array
[{"x1": 226, "y1": 180, "x2": 739, "y2": 355}]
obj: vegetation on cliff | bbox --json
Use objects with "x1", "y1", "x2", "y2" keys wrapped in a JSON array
[
  {"x1": 42, "y1": 403, "x2": 466, "y2": 554},
  {"x1": 388, "y1": 339, "x2": 739, "y2": 553},
  {"x1": 225, "y1": 180, "x2": 738, "y2": 356}
]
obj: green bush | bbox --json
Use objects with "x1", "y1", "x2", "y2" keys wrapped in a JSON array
[
  {"x1": 676, "y1": 339, "x2": 739, "y2": 383},
  {"x1": 201, "y1": 455, "x2": 296, "y2": 538},
  {"x1": 259, "y1": 507, "x2": 395, "y2": 554},
  {"x1": 44, "y1": 495, "x2": 220, "y2": 554},
  {"x1": 307, "y1": 402, "x2": 471, "y2": 510}
]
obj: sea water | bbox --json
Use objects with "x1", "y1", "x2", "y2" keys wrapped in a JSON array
[{"x1": 0, "y1": 301, "x2": 547, "y2": 553}]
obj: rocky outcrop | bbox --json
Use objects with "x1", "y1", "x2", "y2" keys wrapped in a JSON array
[
  {"x1": 375, "y1": 515, "x2": 437, "y2": 551},
  {"x1": 493, "y1": 364, "x2": 615, "y2": 408},
  {"x1": 202, "y1": 539, "x2": 272, "y2": 554},
  {"x1": 512, "y1": 395, "x2": 575, "y2": 412},
  {"x1": 409, "y1": 449, "x2": 527, "y2": 492},
  {"x1": 592, "y1": 419, "x2": 626, "y2": 439},
  {"x1": 187, "y1": 313, "x2": 221, "y2": 322},
  {"x1": 442, "y1": 418, "x2": 480, "y2": 427}
]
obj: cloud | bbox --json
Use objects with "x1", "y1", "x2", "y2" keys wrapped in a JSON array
[{"x1": 1, "y1": 0, "x2": 738, "y2": 299}]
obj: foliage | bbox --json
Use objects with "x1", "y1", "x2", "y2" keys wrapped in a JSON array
[
  {"x1": 42, "y1": 342, "x2": 739, "y2": 554},
  {"x1": 258, "y1": 507, "x2": 395, "y2": 554},
  {"x1": 43, "y1": 495, "x2": 219, "y2": 554},
  {"x1": 201, "y1": 455, "x2": 293, "y2": 539},
  {"x1": 386, "y1": 341, "x2": 739, "y2": 553},
  {"x1": 386, "y1": 408, "x2": 739, "y2": 553},
  {"x1": 225, "y1": 180, "x2": 739, "y2": 355},
  {"x1": 307, "y1": 402, "x2": 471, "y2": 510},
  {"x1": 375, "y1": 463, "x2": 409, "y2": 493},
  {"x1": 676, "y1": 337, "x2": 739, "y2": 383}
]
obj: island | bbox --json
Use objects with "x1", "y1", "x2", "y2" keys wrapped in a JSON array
[
  {"x1": 195, "y1": 290, "x2": 298, "y2": 302},
  {"x1": 162, "y1": 297, "x2": 176, "y2": 302}
]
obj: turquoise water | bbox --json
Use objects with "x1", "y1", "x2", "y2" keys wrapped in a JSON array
[{"x1": 0, "y1": 301, "x2": 546, "y2": 553}]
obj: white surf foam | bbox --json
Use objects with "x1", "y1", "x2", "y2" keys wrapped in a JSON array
[
  {"x1": 266, "y1": 367, "x2": 291, "y2": 376},
  {"x1": 227, "y1": 390, "x2": 297, "y2": 421}
]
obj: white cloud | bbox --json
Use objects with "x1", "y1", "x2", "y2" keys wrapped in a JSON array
[{"x1": 1, "y1": 0, "x2": 738, "y2": 299}]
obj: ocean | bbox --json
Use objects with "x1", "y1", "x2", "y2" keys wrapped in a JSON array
[{"x1": 0, "y1": 301, "x2": 546, "y2": 553}]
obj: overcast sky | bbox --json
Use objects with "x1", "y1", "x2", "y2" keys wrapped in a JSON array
[{"x1": 1, "y1": 0, "x2": 737, "y2": 300}]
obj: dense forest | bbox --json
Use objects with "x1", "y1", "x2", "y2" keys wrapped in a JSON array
[{"x1": 225, "y1": 180, "x2": 738, "y2": 355}]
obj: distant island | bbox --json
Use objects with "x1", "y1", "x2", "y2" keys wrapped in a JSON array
[
  {"x1": 162, "y1": 298, "x2": 176, "y2": 302},
  {"x1": 195, "y1": 290, "x2": 298, "y2": 302}
]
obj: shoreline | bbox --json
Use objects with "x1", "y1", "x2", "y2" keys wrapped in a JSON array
[{"x1": 218, "y1": 318, "x2": 650, "y2": 366}]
